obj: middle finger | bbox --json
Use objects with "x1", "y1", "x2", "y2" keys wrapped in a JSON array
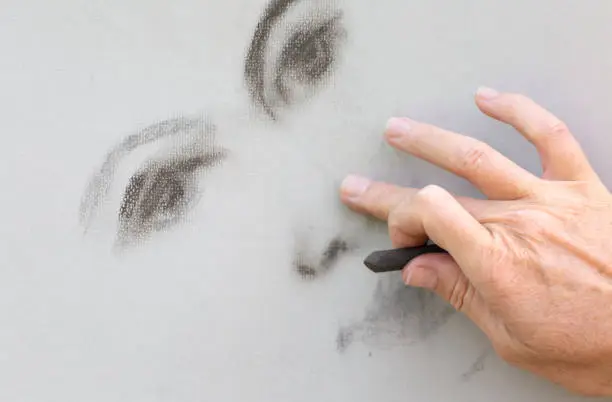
[{"x1": 385, "y1": 117, "x2": 540, "y2": 200}]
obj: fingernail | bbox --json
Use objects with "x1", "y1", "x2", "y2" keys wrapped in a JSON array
[
  {"x1": 477, "y1": 86, "x2": 499, "y2": 100},
  {"x1": 385, "y1": 117, "x2": 413, "y2": 142},
  {"x1": 403, "y1": 266, "x2": 414, "y2": 285},
  {"x1": 403, "y1": 264, "x2": 438, "y2": 290},
  {"x1": 341, "y1": 174, "x2": 371, "y2": 200}
]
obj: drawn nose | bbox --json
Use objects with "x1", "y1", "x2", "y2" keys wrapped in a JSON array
[{"x1": 293, "y1": 236, "x2": 350, "y2": 281}]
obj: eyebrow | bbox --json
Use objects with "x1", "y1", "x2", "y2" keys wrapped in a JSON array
[
  {"x1": 244, "y1": 0, "x2": 299, "y2": 118},
  {"x1": 78, "y1": 116, "x2": 215, "y2": 232}
]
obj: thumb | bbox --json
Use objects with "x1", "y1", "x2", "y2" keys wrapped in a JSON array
[{"x1": 403, "y1": 253, "x2": 494, "y2": 334}]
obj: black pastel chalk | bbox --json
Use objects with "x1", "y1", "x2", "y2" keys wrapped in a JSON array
[{"x1": 363, "y1": 244, "x2": 449, "y2": 273}]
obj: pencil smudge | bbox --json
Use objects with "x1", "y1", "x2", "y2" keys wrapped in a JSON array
[
  {"x1": 336, "y1": 327, "x2": 354, "y2": 353},
  {"x1": 336, "y1": 276, "x2": 456, "y2": 353},
  {"x1": 460, "y1": 348, "x2": 491, "y2": 382}
]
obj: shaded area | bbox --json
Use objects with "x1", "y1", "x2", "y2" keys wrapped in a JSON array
[
  {"x1": 274, "y1": 12, "x2": 345, "y2": 106},
  {"x1": 79, "y1": 116, "x2": 226, "y2": 249},
  {"x1": 118, "y1": 152, "x2": 227, "y2": 246},
  {"x1": 244, "y1": 0, "x2": 346, "y2": 119},
  {"x1": 336, "y1": 277, "x2": 456, "y2": 353},
  {"x1": 245, "y1": 0, "x2": 296, "y2": 119},
  {"x1": 79, "y1": 116, "x2": 216, "y2": 231},
  {"x1": 294, "y1": 236, "x2": 349, "y2": 281}
]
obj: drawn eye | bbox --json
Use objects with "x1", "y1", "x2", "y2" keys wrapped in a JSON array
[
  {"x1": 117, "y1": 152, "x2": 226, "y2": 245},
  {"x1": 79, "y1": 116, "x2": 226, "y2": 251},
  {"x1": 245, "y1": 0, "x2": 346, "y2": 120},
  {"x1": 274, "y1": 15, "x2": 344, "y2": 106}
]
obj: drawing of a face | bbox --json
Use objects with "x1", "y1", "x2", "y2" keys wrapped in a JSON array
[
  {"x1": 4, "y1": 0, "x2": 611, "y2": 400},
  {"x1": 78, "y1": 0, "x2": 458, "y2": 361},
  {"x1": 75, "y1": 0, "x2": 553, "y2": 370}
]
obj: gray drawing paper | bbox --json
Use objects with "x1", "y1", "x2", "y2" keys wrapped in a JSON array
[{"x1": 1, "y1": 0, "x2": 611, "y2": 401}]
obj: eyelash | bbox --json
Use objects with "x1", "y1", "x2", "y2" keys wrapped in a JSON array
[
  {"x1": 118, "y1": 152, "x2": 226, "y2": 244},
  {"x1": 245, "y1": 9, "x2": 347, "y2": 120}
]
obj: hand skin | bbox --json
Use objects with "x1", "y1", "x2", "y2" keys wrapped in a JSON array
[{"x1": 339, "y1": 87, "x2": 612, "y2": 397}]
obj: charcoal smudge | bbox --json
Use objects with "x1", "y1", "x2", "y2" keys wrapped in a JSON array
[{"x1": 336, "y1": 276, "x2": 456, "y2": 353}]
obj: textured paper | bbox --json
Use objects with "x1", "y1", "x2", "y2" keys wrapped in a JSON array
[{"x1": 2, "y1": 0, "x2": 611, "y2": 401}]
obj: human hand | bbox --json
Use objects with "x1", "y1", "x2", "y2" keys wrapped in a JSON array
[{"x1": 339, "y1": 88, "x2": 612, "y2": 396}]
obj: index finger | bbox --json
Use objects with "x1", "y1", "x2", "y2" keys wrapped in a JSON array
[{"x1": 340, "y1": 175, "x2": 489, "y2": 220}]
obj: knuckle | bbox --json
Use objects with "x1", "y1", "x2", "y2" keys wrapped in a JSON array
[
  {"x1": 421, "y1": 184, "x2": 444, "y2": 194},
  {"x1": 543, "y1": 119, "x2": 570, "y2": 138},
  {"x1": 459, "y1": 142, "x2": 491, "y2": 173},
  {"x1": 415, "y1": 184, "x2": 444, "y2": 204},
  {"x1": 448, "y1": 275, "x2": 471, "y2": 311}
]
